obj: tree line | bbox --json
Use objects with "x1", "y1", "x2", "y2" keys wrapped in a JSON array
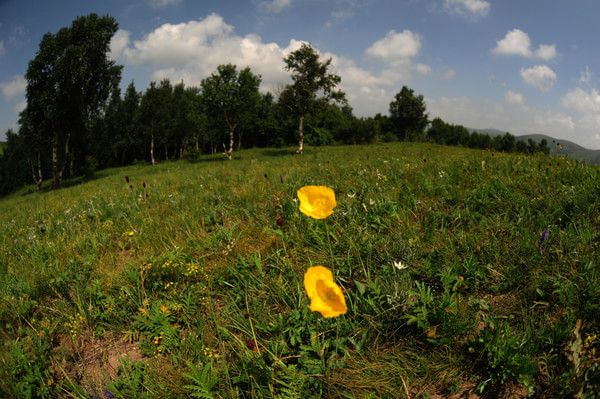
[{"x1": 0, "y1": 13, "x2": 549, "y2": 196}]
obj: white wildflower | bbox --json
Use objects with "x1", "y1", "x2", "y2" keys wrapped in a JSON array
[{"x1": 393, "y1": 260, "x2": 408, "y2": 271}]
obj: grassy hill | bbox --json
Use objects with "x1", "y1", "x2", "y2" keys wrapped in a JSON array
[
  {"x1": 0, "y1": 143, "x2": 598, "y2": 398},
  {"x1": 470, "y1": 128, "x2": 600, "y2": 165},
  {"x1": 519, "y1": 133, "x2": 600, "y2": 165}
]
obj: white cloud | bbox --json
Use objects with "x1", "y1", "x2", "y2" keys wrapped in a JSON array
[
  {"x1": 331, "y1": 9, "x2": 354, "y2": 20},
  {"x1": 492, "y1": 29, "x2": 557, "y2": 60},
  {"x1": 259, "y1": 0, "x2": 291, "y2": 13},
  {"x1": 561, "y1": 87, "x2": 600, "y2": 114},
  {"x1": 366, "y1": 30, "x2": 421, "y2": 61},
  {"x1": 116, "y1": 14, "x2": 426, "y2": 118},
  {"x1": 520, "y1": 65, "x2": 556, "y2": 91},
  {"x1": 444, "y1": 68, "x2": 456, "y2": 80},
  {"x1": 118, "y1": 14, "x2": 308, "y2": 92},
  {"x1": 493, "y1": 29, "x2": 531, "y2": 57},
  {"x1": 443, "y1": 0, "x2": 490, "y2": 17},
  {"x1": 534, "y1": 44, "x2": 557, "y2": 61},
  {"x1": 14, "y1": 99, "x2": 26, "y2": 113},
  {"x1": 0, "y1": 75, "x2": 26, "y2": 101},
  {"x1": 149, "y1": 0, "x2": 182, "y2": 7},
  {"x1": 533, "y1": 111, "x2": 575, "y2": 132},
  {"x1": 109, "y1": 30, "x2": 131, "y2": 61},
  {"x1": 415, "y1": 63, "x2": 432, "y2": 75},
  {"x1": 505, "y1": 90, "x2": 524, "y2": 106}
]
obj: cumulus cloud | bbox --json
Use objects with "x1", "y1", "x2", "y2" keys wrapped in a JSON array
[
  {"x1": 492, "y1": 29, "x2": 557, "y2": 60},
  {"x1": 505, "y1": 90, "x2": 524, "y2": 106},
  {"x1": 520, "y1": 65, "x2": 556, "y2": 91},
  {"x1": 533, "y1": 111, "x2": 575, "y2": 132},
  {"x1": 415, "y1": 63, "x2": 432, "y2": 75},
  {"x1": 115, "y1": 14, "x2": 428, "y2": 117},
  {"x1": 259, "y1": 0, "x2": 291, "y2": 13},
  {"x1": 534, "y1": 44, "x2": 557, "y2": 61},
  {"x1": 0, "y1": 75, "x2": 27, "y2": 101},
  {"x1": 443, "y1": 0, "x2": 490, "y2": 17},
  {"x1": 115, "y1": 14, "x2": 296, "y2": 90},
  {"x1": 149, "y1": 0, "x2": 182, "y2": 8},
  {"x1": 366, "y1": 30, "x2": 421, "y2": 61},
  {"x1": 14, "y1": 99, "x2": 26, "y2": 113},
  {"x1": 109, "y1": 30, "x2": 131, "y2": 61},
  {"x1": 561, "y1": 87, "x2": 600, "y2": 114}
]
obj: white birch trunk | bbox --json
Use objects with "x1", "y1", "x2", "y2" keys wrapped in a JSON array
[
  {"x1": 296, "y1": 115, "x2": 305, "y2": 154},
  {"x1": 150, "y1": 133, "x2": 156, "y2": 165}
]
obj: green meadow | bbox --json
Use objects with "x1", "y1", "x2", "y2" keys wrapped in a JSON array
[{"x1": 0, "y1": 142, "x2": 598, "y2": 398}]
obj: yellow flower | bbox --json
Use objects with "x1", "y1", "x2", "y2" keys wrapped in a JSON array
[
  {"x1": 297, "y1": 186, "x2": 337, "y2": 219},
  {"x1": 127, "y1": 230, "x2": 135, "y2": 237},
  {"x1": 304, "y1": 266, "x2": 347, "y2": 318}
]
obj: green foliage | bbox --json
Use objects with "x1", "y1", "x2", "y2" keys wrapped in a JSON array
[
  {"x1": 469, "y1": 320, "x2": 537, "y2": 395},
  {"x1": 389, "y1": 86, "x2": 428, "y2": 140},
  {"x1": 183, "y1": 362, "x2": 218, "y2": 399},
  {"x1": 0, "y1": 143, "x2": 599, "y2": 397}
]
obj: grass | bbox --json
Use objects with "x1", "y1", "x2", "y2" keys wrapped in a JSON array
[{"x1": 0, "y1": 142, "x2": 598, "y2": 398}]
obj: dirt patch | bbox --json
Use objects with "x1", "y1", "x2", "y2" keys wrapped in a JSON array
[{"x1": 56, "y1": 334, "x2": 143, "y2": 395}]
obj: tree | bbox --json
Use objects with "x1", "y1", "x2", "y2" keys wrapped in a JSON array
[
  {"x1": 119, "y1": 82, "x2": 142, "y2": 164},
  {"x1": 201, "y1": 64, "x2": 261, "y2": 159},
  {"x1": 24, "y1": 13, "x2": 122, "y2": 188},
  {"x1": 139, "y1": 80, "x2": 173, "y2": 165},
  {"x1": 389, "y1": 86, "x2": 428, "y2": 141},
  {"x1": 283, "y1": 43, "x2": 345, "y2": 154}
]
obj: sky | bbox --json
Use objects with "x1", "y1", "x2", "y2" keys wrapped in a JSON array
[{"x1": 1, "y1": 0, "x2": 600, "y2": 148}]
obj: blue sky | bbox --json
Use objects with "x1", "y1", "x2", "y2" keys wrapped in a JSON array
[{"x1": 1, "y1": 0, "x2": 600, "y2": 147}]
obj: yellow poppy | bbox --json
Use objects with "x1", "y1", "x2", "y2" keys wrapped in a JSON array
[
  {"x1": 304, "y1": 266, "x2": 347, "y2": 318},
  {"x1": 297, "y1": 186, "x2": 337, "y2": 219}
]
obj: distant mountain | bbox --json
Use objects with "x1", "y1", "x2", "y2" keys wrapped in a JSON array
[
  {"x1": 469, "y1": 128, "x2": 600, "y2": 165},
  {"x1": 468, "y1": 128, "x2": 506, "y2": 138},
  {"x1": 518, "y1": 134, "x2": 600, "y2": 165}
]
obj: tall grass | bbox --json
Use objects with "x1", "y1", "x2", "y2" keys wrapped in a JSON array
[{"x1": 0, "y1": 143, "x2": 598, "y2": 398}]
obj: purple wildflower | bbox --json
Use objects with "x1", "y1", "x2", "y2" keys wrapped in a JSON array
[
  {"x1": 539, "y1": 227, "x2": 549, "y2": 250},
  {"x1": 103, "y1": 390, "x2": 115, "y2": 399}
]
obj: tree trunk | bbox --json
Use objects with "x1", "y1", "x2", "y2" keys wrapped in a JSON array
[
  {"x1": 226, "y1": 128, "x2": 234, "y2": 160},
  {"x1": 164, "y1": 145, "x2": 169, "y2": 160},
  {"x1": 64, "y1": 133, "x2": 71, "y2": 178},
  {"x1": 36, "y1": 152, "x2": 43, "y2": 190},
  {"x1": 52, "y1": 133, "x2": 62, "y2": 189},
  {"x1": 195, "y1": 138, "x2": 199, "y2": 152},
  {"x1": 29, "y1": 152, "x2": 43, "y2": 191},
  {"x1": 69, "y1": 150, "x2": 74, "y2": 177},
  {"x1": 150, "y1": 133, "x2": 156, "y2": 165},
  {"x1": 296, "y1": 115, "x2": 305, "y2": 154}
]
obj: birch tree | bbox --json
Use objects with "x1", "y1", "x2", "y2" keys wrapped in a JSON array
[
  {"x1": 24, "y1": 13, "x2": 122, "y2": 188},
  {"x1": 282, "y1": 43, "x2": 344, "y2": 154},
  {"x1": 201, "y1": 64, "x2": 261, "y2": 160}
]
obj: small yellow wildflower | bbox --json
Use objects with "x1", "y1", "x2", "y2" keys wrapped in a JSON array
[
  {"x1": 297, "y1": 186, "x2": 337, "y2": 219},
  {"x1": 304, "y1": 266, "x2": 347, "y2": 318},
  {"x1": 127, "y1": 230, "x2": 135, "y2": 237},
  {"x1": 160, "y1": 304, "x2": 170, "y2": 314}
]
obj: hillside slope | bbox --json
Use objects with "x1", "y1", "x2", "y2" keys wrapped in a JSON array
[
  {"x1": 470, "y1": 128, "x2": 600, "y2": 164},
  {"x1": 0, "y1": 143, "x2": 598, "y2": 398}
]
